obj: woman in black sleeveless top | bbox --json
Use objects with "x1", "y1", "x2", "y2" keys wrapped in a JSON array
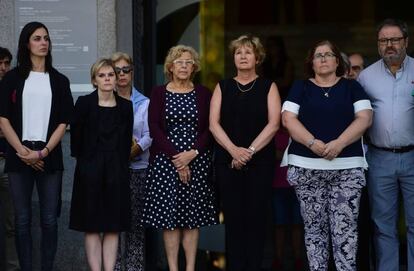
[{"x1": 210, "y1": 35, "x2": 281, "y2": 271}]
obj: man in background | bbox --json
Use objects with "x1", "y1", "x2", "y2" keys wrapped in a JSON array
[
  {"x1": 0, "y1": 47, "x2": 11, "y2": 80},
  {"x1": 358, "y1": 18, "x2": 414, "y2": 271},
  {"x1": 348, "y1": 53, "x2": 365, "y2": 79},
  {"x1": 0, "y1": 46, "x2": 20, "y2": 271}
]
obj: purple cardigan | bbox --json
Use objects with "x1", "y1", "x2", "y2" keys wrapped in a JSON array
[{"x1": 148, "y1": 84, "x2": 212, "y2": 161}]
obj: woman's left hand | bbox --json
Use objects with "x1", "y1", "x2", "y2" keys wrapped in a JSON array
[
  {"x1": 323, "y1": 139, "x2": 345, "y2": 160},
  {"x1": 172, "y1": 150, "x2": 197, "y2": 170},
  {"x1": 231, "y1": 159, "x2": 244, "y2": 170},
  {"x1": 17, "y1": 146, "x2": 42, "y2": 166},
  {"x1": 31, "y1": 160, "x2": 45, "y2": 171},
  {"x1": 177, "y1": 165, "x2": 191, "y2": 184}
]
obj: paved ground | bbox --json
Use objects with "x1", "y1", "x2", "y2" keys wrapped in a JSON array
[
  {"x1": 31, "y1": 133, "x2": 88, "y2": 270},
  {"x1": 30, "y1": 133, "x2": 213, "y2": 270},
  {"x1": 28, "y1": 133, "x2": 290, "y2": 270},
  {"x1": 25, "y1": 133, "x2": 408, "y2": 271}
]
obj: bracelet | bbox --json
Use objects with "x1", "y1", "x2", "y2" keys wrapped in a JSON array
[
  {"x1": 37, "y1": 150, "x2": 43, "y2": 159},
  {"x1": 194, "y1": 149, "x2": 199, "y2": 156},
  {"x1": 307, "y1": 138, "x2": 316, "y2": 148},
  {"x1": 248, "y1": 146, "x2": 256, "y2": 154},
  {"x1": 44, "y1": 146, "x2": 50, "y2": 154}
]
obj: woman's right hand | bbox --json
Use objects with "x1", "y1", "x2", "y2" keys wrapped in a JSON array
[
  {"x1": 17, "y1": 145, "x2": 44, "y2": 171},
  {"x1": 229, "y1": 146, "x2": 252, "y2": 165},
  {"x1": 31, "y1": 160, "x2": 44, "y2": 171},
  {"x1": 309, "y1": 139, "x2": 327, "y2": 157},
  {"x1": 16, "y1": 145, "x2": 30, "y2": 162},
  {"x1": 177, "y1": 165, "x2": 191, "y2": 184}
]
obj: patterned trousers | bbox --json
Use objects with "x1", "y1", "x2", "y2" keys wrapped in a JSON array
[
  {"x1": 115, "y1": 169, "x2": 146, "y2": 271},
  {"x1": 287, "y1": 166, "x2": 365, "y2": 271}
]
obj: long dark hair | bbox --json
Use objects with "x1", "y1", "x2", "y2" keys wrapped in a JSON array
[{"x1": 17, "y1": 21, "x2": 53, "y2": 79}]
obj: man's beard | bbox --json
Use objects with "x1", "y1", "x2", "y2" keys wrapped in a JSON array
[{"x1": 382, "y1": 48, "x2": 405, "y2": 66}]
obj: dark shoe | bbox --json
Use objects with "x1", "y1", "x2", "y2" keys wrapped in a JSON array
[
  {"x1": 272, "y1": 259, "x2": 283, "y2": 271},
  {"x1": 294, "y1": 258, "x2": 304, "y2": 271}
]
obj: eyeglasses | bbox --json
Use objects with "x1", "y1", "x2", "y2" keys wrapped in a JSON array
[
  {"x1": 351, "y1": 65, "x2": 363, "y2": 72},
  {"x1": 97, "y1": 72, "x2": 115, "y2": 78},
  {"x1": 173, "y1": 59, "x2": 195, "y2": 66},
  {"x1": 115, "y1": 66, "x2": 133, "y2": 74},
  {"x1": 313, "y1": 52, "x2": 336, "y2": 61},
  {"x1": 377, "y1": 37, "x2": 405, "y2": 46}
]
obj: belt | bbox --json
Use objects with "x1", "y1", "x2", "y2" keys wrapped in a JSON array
[
  {"x1": 22, "y1": 140, "x2": 46, "y2": 151},
  {"x1": 369, "y1": 144, "x2": 414, "y2": 153}
]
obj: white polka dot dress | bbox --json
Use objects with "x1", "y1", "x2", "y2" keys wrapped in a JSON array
[{"x1": 143, "y1": 90, "x2": 218, "y2": 230}]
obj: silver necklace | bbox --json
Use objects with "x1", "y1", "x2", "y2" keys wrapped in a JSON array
[
  {"x1": 320, "y1": 86, "x2": 332, "y2": 97},
  {"x1": 314, "y1": 78, "x2": 338, "y2": 98},
  {"x1": 236, "y1": 78, "x2": 257, "y2": 93}
]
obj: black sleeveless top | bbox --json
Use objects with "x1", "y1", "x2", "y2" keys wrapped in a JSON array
[{"x1": 215, "y1": 77, "x2": 275, "y2": 165}]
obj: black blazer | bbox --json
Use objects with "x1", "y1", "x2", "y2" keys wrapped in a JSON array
[
  {"x1": 0, "y1": 67, "x2": 74, "y2": 172},
  {"x1": 70, "y1": 90, "x2": 133, "y2": 168}
]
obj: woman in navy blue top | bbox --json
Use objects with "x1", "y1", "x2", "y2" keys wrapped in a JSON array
[{"x1": 282, "y1": 40, "x2": 372, "y2": 271}]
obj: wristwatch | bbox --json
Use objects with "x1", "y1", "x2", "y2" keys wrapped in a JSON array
[{"x1": 307, "y1": 138, "x2": 316, "y2": 148}]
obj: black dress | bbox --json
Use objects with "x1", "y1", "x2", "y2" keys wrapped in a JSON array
[
  {"x1": 215, "y1": 78, "x2": 276, "y2": 271},
  {"x1": 70, "y1": 97, "x2": 132, "y2": 232}
]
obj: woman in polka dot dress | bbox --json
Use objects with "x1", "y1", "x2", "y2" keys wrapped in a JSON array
[{"x1": 143, "y1": 45, "x2": 218, "y2": 271}]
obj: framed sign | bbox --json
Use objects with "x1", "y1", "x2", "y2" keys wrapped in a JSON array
[{"x1": 15, "y1": 0, "x2": 97, "y2": 93}]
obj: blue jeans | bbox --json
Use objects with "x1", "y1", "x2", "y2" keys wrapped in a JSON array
[
  {"x1": 8, "y1": 170, "x2": 62, "y2": 271},
  {"x1": 367, "y1": 147, "x2": 414, "y2": 271}
]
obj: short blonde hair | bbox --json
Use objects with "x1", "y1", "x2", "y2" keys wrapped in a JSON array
[
  {"x1": 90, "y1": 58, "x2": 117, "y2": 88},
  {"x1": 111, "y1": 52, "x2": 133, "y2": 66},
  {"x1": 163, "y1": 45, "x2": 201, "y2": 81},
  {"x1": 229, "y1": 35, "x2": 266, "y2": 66}
]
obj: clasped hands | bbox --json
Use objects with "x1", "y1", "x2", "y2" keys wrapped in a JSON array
[
  {"x1": 309, "y1": 139, "x2": 345, "y2": 160},
  {"x1": 16, "y1": 146, "x2": 44, "y2": 171},
  {"x1": 172, "y1": 150, "x2": 198, "y2": 184},
  {"x1": 230, "y1": 146, "x2": 253, "y2": 170}
]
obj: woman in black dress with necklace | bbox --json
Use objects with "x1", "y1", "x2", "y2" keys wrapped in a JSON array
[
  {"x1": 69, "y1": 58, "x2": 133, "y2": 271},
  {"x1": 209, "y1": 35, "x2": 281, "y2": 271}
]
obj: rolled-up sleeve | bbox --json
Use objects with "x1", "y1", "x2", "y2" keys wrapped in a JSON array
[
  {"x1": 136, "y1": 99, "x2": 152, "y2": 151},
  {"x1": 353, "y1": 99, "x2": 372, "y2": 113},
  {"x1": 281, "y1": 101, "x2": 300, "y2": 114}
]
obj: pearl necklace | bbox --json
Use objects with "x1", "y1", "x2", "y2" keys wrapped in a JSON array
[
  {"x1": 236, "y1": 77, "x2": 257, "y2": 93},
  {"x1": 168, "y1": 82, "x2": 194, "y2": 93}
]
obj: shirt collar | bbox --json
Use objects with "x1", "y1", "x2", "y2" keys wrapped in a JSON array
[{"x1": 382, "y1": 55, "x2": 408, "y2": 77}]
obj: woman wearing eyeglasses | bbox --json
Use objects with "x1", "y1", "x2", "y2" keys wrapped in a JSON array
[
  {"x1": 69, "y1": 58, "x2": 133, "y2": 271},
  {"x1": 281, "y1": 40, "x2": 372, "y2": 271},
  {"x1": 142, "y1": 45, "x2": 217, "y2": 271},
  {"x1": 111, "y1": 52, "x2": 152, "y2": 271},
  {"x1": 209, "y1": 35, "x2": 281, "y2": 271}
]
